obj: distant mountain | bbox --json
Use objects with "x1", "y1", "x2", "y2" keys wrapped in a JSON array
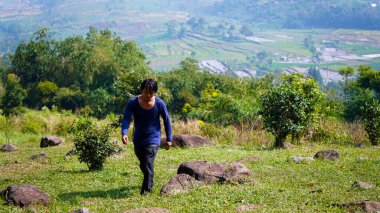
[{"x1": 206, "y1": 0, "x2": 380, "y2": 30}]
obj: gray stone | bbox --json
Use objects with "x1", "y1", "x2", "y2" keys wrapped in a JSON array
[
  {"x1": 339, "y1": 201, "x2": 380, "y2": 213},
  {"x1": 290, "y1": 157, "x2": 314, "y2": 164},
  {"x1": 40, "y1": 136, "x2": 64, "y2": 148},
  {"x1": 355, "y1": 143, "x2": 366, "y2": 148},
  {"x1": 235, "y1": 204, "x2": 259, "y2": 212},
  {"x1": 1, "y1": 144, "x2": 17, "y2": 152},
  {"x1": 362, "y1": 201, "x2": 380, "y2": 212},
  {"x1": 160, "y1": 174, "x2": 205, "y2": 196},
  {"x1": 352, "y1": 180, "x2": 375, "y2": 189},
  {"x1": 31, "y1": 153, "x2": 48, "y2": 160},
  {"x1": 4, "y1": 185, "x2": 51, "y2": 207},
  {"x1": 161, "y1": 134, "x2": 213, "y2": 148},
  {"x1": 70, "y1": 207, "x2": 90, "y2": 213},
  {"x1": 283, "y1": 142, "x2": 294, "y2": 149},
  {"x1": 121, "y1": 208, "x2": 170, "y2": 213},
  {"x1": 177, "y1": 161, "x2": 253, "y2": 184},
  {"x1": 314, "y1": 150, "x2": 340, "y2": 161}
]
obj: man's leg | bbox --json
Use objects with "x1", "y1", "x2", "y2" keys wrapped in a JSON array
[
  {"x1": 144, "y1": 144, "x2": 159, "y2": 193},
  {"x1": 134, "y1": 145, "x2": 159, "y2": 195}
]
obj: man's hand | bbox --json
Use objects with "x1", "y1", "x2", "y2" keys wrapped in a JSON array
[
  {"x1": 122, "y1": 135, "x2": 128, "y2": 145},
  {"x1": 164, "y1": 141, "x2": 172, "y2": 150}
]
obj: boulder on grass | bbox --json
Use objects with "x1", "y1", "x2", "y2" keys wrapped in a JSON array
[
  {"x1": 40, "y1": 136, "x2": 64, "y2": 148},
  {"x1": 314, "y1": 150, "x2": 340, "y2": 161},
  {"x1": 121, "y1": 208, "x2": 170, "y2": 213},
  {"x1": 31, "y1": 153, "x2": 48, "y2": 160},
  {"x1": 4, "y1": 185, "x2": 50, "y2": 207},
  {"x1": 339, "y1": 201, "x2": 380, "y2": 213},
  {"x1": 1, "y1": 144, "x2": 17, "y2": 152},
  {"x1": 177, "y1": 161, "x2": 252, "y2": 184},
  {"x1": 289, "y1": 157, "x2": 314, "y2": 164},
  {"x1": 160, "y1": 174, "x2": 205, "y2": 196},
  {"x1": 352, "y1": 180, "x2": 375, "y2": 189},
  {"x1": 161, "y1": 134, "x2": 213, "y2": 148}
]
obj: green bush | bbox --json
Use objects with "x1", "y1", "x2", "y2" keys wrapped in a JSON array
[
  {"x1": 260, "y1": 74, "x2": 324, "y2": 147},
  {"x1": 72, "y1": 117, "x2": 119, "y2": 171}
]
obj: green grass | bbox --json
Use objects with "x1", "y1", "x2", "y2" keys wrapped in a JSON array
[{"x1": 1, "y1": 133, "x2": 379, "y2": 212}]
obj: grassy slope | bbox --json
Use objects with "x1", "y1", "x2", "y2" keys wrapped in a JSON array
[{"x1": 0, "y1": 133, "x2": 379, "y2": 212}]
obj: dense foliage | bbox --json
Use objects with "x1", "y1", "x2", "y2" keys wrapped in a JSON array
[
  {"x1": 1, "y1": 28, "x2": 380, "y2": 148},
  {"x1": 8, "y1": 28, "x2": 150, "y2": 116}
]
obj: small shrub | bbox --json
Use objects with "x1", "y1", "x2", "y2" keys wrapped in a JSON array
[{"x1": 72, "y1": 117, "x2": 119, "y2": 171}]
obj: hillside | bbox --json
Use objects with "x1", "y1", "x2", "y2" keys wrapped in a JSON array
[
  {"x1": 1, "y1": 0, "x2": 380, "y2": 75},
  {"x1": 206, "y1": 0, "x2": 380, "y2": 30}
]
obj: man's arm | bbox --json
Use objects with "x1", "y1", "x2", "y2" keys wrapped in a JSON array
[
  {"x1": 121, "y1": 99, "x2": 134, "y2": 145},
  {"x1": 160, "y1": 100, "x2": 173, "y2": 149}
]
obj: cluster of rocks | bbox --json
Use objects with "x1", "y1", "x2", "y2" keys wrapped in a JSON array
[
  {"x1": 0, "y1": 135, "x2": 64, "y2": 208},
  {"x1": 161, "y1": 160, "x2": 253, "y2": 196}
]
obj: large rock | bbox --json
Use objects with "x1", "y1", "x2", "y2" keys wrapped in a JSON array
[
  {"x1": 314, "y1": 150, "x2": 340, "y2": 161},
  {"x1": 352, "y1": 180, "x2": 375, "y2": 189},
  {"x1": 339, "y1": 201, "x2": 380, "y2": 213},
  {"x1": 121, "y1": 208, "x2": 170, "y2": 213},
  {"x1": 1, "y1": 144, "x2": 17, "y2": 152},
  {"x1": 40, "y1": 136, "x2": 64, "y2": 148},
  {"x1": 161, "y1": 134, "x2": 213, "y2": 148},
  {"x1": 4, "y1": 185, "x2": 51, "y2": 207},
  {"x1": 160, "y1": 174, "x2": 205, "y2": 196},
  {"x1": 177, "y1": 161, "x2": 253, "y2": 184}
]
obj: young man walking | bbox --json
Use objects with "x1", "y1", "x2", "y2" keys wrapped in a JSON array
[{"x1": 121, "y1": 79, "x2": 172, "y2": 196}]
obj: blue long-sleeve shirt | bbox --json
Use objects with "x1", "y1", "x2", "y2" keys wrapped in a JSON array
[{"x1": 121, "y1": 96, "x2": 172, "y2": 147}]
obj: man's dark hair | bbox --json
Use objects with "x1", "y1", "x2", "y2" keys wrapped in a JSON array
[{"x1": 140, "y1": 79, "x2": 158, "y2": 93}]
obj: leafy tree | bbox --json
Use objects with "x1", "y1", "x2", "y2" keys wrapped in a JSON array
[
  {"x1": 1, "y1": 74, "x2": 26, "y2": 145},
  {"x1": 356, "y1": 65, "x2": 380, "y2": 95},
  {"x1": 1, "y1": 74, "x2": 26, "y2": 116},
  {"x1": 260, "y1": 74, "x2": 323, "y2": 147},
  {"x1": 338, "y1": 66, "x2": 354, "y2": 101},
  {"x1": 11, "y1": 28, "x2": 59, "y2": 88},
  {"x1": 344, "y1": 66, "x2": 380, "y2": 121}
]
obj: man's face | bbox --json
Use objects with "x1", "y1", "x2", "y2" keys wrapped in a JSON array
[{"x1": 142, "y1": 89, "x2": 155, "y2": 101}]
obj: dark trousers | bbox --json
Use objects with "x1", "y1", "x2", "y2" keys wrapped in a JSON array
[{"x1": 134, "y1": 144, "x2": 159, "y2": 194}]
